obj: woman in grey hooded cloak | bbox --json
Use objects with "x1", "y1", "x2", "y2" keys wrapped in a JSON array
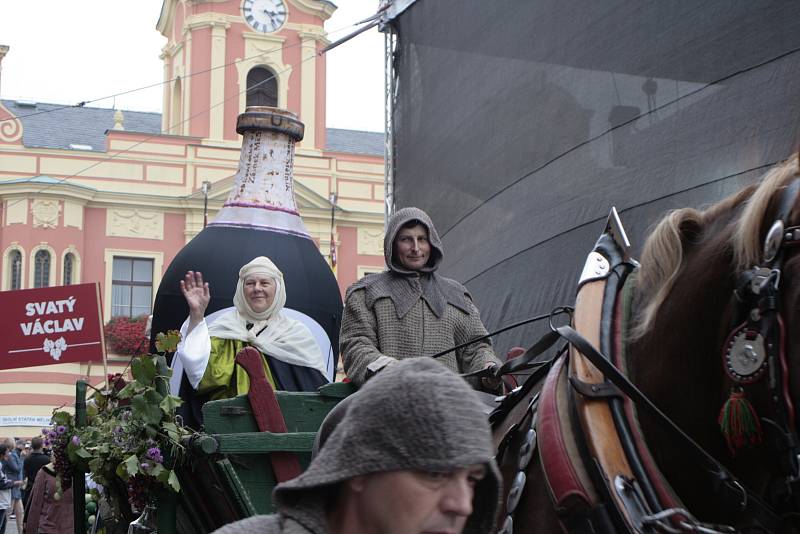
[{"x1": 340, "y1": 207, "x2": 500, "y2": 388}]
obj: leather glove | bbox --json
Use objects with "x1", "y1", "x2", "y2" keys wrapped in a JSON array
[{"x1": 480, "y1": 364, "x2": 503, "y2": 392}]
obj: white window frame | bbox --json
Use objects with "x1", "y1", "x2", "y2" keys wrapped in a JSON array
[
  {"x1": 104, "y1": 249, "x2": 163, "y2": 322},
  {"x1": 29, "y1": 244, "x2": 57, "y2": 288},
  {"x1": 3, "y1": 244, "x2": 26, "y2": 290},
  {"x1": 61, "y1": 247, "x2": 81, "y2": 285}
]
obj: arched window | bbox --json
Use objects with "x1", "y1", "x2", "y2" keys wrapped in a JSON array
[
  {"x1": 63, "y1": 252, "x2": 75, "y2": 285},
  {"x1": 34, "y1": 249, "x2": 51, "y2": 288},
  {"x1": 171, "y1": 77, "x2": 183, "y2": 134},
  {"x1": 9, "y1": 250, "x2": 22, "y2": 290},
  {"x1": 246, "y1": 67, "x2": 278, "y2": 108}
]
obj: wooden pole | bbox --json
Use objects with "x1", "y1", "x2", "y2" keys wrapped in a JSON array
[{"x1": 73, "y1": 381, "x2": 87, "y2": 534}]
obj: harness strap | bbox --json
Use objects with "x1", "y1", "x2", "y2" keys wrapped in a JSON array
[{"x1": 555, "y1": 324, "x2": 783, "y2": 532}]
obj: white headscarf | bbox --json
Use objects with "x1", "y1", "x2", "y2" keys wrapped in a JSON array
[
  {"x1": 232, "y1": 256, "x2": 286, "y2": 322},
  {"x1": 207, "y1": 256, "x2": 328, "y2": 378}
]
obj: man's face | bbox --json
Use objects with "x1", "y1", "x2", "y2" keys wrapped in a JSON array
[
  {"x1": 347, "y1": 465, "x2": 486, "y2": 534},
  {"x1": 243, "y1": 274, "x2": 277, "y2": 313},
  {"x1": 393, "y1": 224, "x2": 431, "y2": 271}
]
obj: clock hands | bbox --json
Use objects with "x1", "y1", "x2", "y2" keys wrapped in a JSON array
[{"x1": 261, "y1": 8, "x2": 284, "y2": 27}]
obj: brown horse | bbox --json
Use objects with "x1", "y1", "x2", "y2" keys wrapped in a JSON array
[{"x1": 492, "y1": 154, "x2": 800, "y2": 533}]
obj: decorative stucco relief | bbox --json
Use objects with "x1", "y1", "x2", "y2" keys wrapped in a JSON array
[
  {"x1": 0, "y1": 99, "x2": 23, "y2": 143},
  {"x1": 31, "y1": 200, "x2": 61, "y2": 229},
  {"x1": 357, "y1": 227, "x2": 384, "y2": 256},
  {"x1": 107, "y1": 209, "x2": 164, "y2": 239}
]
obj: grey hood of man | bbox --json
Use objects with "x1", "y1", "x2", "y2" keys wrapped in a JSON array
[
  {"x1": 275, "y1": 357, "x2": 501, "y2": 533},
  {"x1": 347, "y1": 206, "x2": 471, "y2": 319}
]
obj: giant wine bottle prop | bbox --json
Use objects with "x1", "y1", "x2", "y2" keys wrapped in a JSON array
[{"x1": 151, "y1": 107, "x2": 342, "y2": 403}]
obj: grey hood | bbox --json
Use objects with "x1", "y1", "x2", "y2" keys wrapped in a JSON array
[
  {"x1": 346, "y1": 207, "x2": 471, "y2": 318},
  {"x1": 384, "y1": 206, "x2": 444, "y2": 275},
  {"x1": 273, "y1": 358, "x2": 501, "y2": 534}
]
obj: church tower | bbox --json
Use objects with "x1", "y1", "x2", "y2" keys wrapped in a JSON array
[{"x1": 156, "y1": 0, "x2": 334, "y2": 153}]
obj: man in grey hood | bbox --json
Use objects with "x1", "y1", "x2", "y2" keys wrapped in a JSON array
[
  {"x1": 340, "y1": 207, "x2": 501, "y2": 389},
  {"x1": 211, "y1": 358, "x2": 501, "y2": 534}
]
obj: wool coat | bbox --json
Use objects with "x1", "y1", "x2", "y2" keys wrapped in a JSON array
[
  {"x1": 209, "y1": 499, "x2": 325, "y2": 534},
  {"x1": 340, "y1": 207, "x2": 500, "y2": 387}
]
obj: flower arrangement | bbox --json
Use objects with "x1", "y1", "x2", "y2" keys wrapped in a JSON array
[
  {"x1": 105, "y1": 315, "x2": 150, "y2": 356},
  {"x1": 46, "y1": 331, "x2": 192, "y2": 518}
]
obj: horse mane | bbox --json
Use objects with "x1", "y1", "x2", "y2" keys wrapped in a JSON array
[
  {"x1": 732, "y1": 156, "x2": 800, "y2": 270},
  {"x1": 632, "y1": 154, "x2": 800, "y2": 339}
]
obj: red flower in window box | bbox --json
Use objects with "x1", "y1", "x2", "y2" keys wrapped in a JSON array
[{"x1": 105, "y1": 316, "x2": 150, "y2": 356}]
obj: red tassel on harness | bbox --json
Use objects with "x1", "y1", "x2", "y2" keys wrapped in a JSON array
[{"x1": 718, "y1": 388, "x2": 763, "y2": 455}]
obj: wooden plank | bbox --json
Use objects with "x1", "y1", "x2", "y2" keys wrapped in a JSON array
[
  {"x1": 215, "y1": 432, "x2": 317, "y2": 453},
  {"x1": 199, "y1": 381, "x2": 354, "y2": 515},
  {"x1": 215, "y1": 458, "x2": 258, "y2": 517},
  {"x1": 203, "y1": 391, "x2": 346, "y2": 434}
]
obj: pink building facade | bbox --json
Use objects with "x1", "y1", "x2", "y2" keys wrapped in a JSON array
[{"x1": 0, "y1": 0, "x2": 386, "y2": 438}]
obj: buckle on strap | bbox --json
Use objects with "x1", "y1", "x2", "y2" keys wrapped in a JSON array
[
  {"x1": 641, "y1": 508, "x2": 736, "y2": 534},
  {"x1": 569, "y1": 376, "x2": 623, "y2": 399}
]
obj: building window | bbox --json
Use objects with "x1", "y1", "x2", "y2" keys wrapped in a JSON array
[
  {"x1": 63, "y1": 253, "x2": 75, "y2": 285},
  {"x1": 9, "y1": 250, "x2": 22, "y2": 290},
  {"x1": 171, "y1": 77, "x2": 183, "y2": 134},
  {"x1": 246, "y1": 67, "x2": 278, "y2": 108},
  {"x1": 111, "y1": 257, "x2": 153, "y2": 317},
  {"x1": 33, "y1": 250, "x2": 51, "y2": 288}
]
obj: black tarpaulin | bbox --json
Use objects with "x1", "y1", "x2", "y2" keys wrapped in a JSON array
[{"x1": 388, "y1": 0, "x2": 800, "y2": 356}]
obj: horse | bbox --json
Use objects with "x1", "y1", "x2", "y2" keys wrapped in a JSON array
[{"x1": 491, "y1": 154, "x2": 800, "y2": 533}]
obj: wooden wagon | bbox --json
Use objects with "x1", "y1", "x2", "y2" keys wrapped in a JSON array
[{"x1": 70, "y1": 352, "x2": 355, "y2": 534}]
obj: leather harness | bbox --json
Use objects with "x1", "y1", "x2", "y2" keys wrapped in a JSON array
[{"x1": 489, "y1": 194, "x2": 800, "y2": 532}]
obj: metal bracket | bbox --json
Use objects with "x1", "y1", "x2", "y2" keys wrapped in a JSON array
[
  {"x1": 579, "y1": 251, "x2": 610, "y2": 285},
  {"x1": 764, "y1": 220, "x2": 785, "y2": 263},
  {"x1": 607, "y1": 206, "x2": 633, "y2": 263},
  {"x1": 220, "y1": 406, "x2": 251, "y2": 416},
  {"x1": 569, "y1": 376, "x2": 623, "y2": 399}
]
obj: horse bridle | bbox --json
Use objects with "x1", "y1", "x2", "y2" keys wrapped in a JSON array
[
  {"x1": 728, "y1": 176, "x2": 800, "y2": 512},
  {"x1": 452, "y1": 180, "x2": 800, "y2": 530}
]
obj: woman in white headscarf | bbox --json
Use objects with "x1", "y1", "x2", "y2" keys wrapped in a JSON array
[{"x1": 171, "y1": 256, "x2": 329, "y2": 401}]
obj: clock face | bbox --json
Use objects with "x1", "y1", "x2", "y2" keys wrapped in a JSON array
[{"x1": 242, "y1": 0, "x2": 287, "y2": 33}]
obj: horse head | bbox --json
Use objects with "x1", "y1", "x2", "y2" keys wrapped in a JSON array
[{"x1": 629, "y1": 153, "x2": 800, "y2": 525}]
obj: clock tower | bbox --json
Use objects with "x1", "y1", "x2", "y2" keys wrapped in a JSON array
[{"x1": 156, "y1": 0, "x2": 334, "y2": 152}]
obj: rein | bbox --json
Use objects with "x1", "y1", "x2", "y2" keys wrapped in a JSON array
[
  {"x1": 429, "y1": 308, "x2": 572, "y2": 361},
  {"x1": 430, "y1": 179, "x2": 800, "y2": 530},
  {"x1": 474, "y1": 304, "x2": 785, "y2": 532}
]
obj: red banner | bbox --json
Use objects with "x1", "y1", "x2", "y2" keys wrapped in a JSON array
[{"x1": 0, "y1": 283, "x2": 105, "y2": 370}]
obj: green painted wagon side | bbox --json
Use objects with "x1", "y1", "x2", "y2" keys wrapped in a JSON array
[
  {"x1": 199, "y1": 381, "x2": 356, "y2": 515},
  {"x1": 72, "y1": 380, "x2": 356, "y2": 534}
]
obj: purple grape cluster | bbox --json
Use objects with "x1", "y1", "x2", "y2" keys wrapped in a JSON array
[
  {"x1": 127, "y1": 474, "x2": 152, "y2": 512},
  {"x1": 145, "y1": 447, "x2": 163, "y2": 464},
  {"x1": 42, "y1": 424, "x2": 74, "y2": 489}
]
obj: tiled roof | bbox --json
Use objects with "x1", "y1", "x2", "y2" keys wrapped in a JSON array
[
  {"x1": 2, "y1": 100, "x2": 161, "y2": 152},
  {"x1": 325, "y1": 128, "x2": 384, "y2": 156},
  {"x1": 2, "y1": 99, "x2": 384, "y2": 156}
]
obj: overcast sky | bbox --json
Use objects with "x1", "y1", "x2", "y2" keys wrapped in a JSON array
[{"x1": 0, "y1": 1, "x2": 385, "y2": 132}]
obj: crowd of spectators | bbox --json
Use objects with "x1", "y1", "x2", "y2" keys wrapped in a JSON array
[{"x1": 0, "y1": 436, "x2": 53, "y2": 534}]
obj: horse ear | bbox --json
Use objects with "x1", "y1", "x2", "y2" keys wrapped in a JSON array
[{"x1": 676, "y1": 213, "x2": 703, "y2": 247}]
